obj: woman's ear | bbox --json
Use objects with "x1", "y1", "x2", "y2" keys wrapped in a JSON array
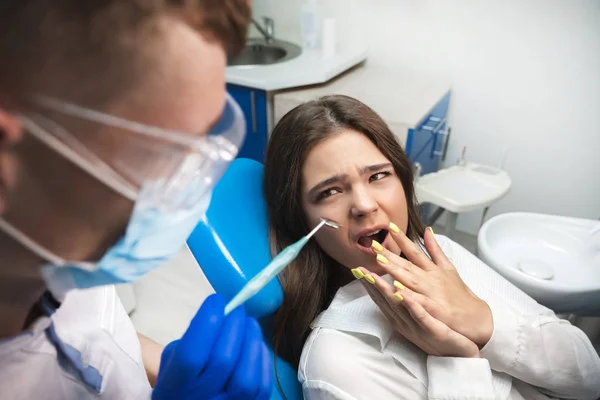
[{"x1": 0, "y1": 106, "x2": 23, "y2": 147}]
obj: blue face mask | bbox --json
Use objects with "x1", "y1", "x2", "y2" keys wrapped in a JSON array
[
  {"x1": 0, "y1": 93, "x2": 245, "y2": 296},
  {"x1": 38, "y1": 192, "x2": 212, "y2": 294}
]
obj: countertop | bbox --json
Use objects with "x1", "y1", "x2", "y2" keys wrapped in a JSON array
[
  {"x1": 274, "y1": 66, "x2": 452, "y2": 128},
  {"x1": 225, "y1": 43, "x2": 368, "y2": 92}
]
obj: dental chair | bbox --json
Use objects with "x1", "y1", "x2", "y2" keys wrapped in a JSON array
[{"x1": 187, "y1": 158, "x2": 303, "y2": 400}]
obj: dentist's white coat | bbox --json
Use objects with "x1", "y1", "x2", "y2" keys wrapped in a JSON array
[
  {"x1": 299, "y1": 235, "x2": 600, "y2": 400},
  {"x1": 0, "y1": 286, "x2": 151, "y2": 399}
]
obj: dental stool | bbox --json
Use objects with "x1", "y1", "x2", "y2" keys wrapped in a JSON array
[{"x1": 187, "y1": 158, "x2": 303, "y2": 400}]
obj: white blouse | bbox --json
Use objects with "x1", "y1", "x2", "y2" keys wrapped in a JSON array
[{"x1": 299, "y1": 235, "x2": 600, "y2": 400}]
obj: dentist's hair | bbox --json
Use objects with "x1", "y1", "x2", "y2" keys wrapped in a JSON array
[
  {"x1": 0, "y1": 0, "x2": 250, "y2": 105},
  {"x1": 264, "y1": 95, "x2": 425, "y2": 385}
]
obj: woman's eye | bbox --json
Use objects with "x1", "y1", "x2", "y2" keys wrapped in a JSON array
[
  {"x1": 369, "y1": 171, "x2": 392, "y2": 182},
  {"x1": 316, "y1": 188, "x2": 340, "y2": 201}
]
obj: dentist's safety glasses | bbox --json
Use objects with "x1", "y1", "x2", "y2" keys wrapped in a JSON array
[
  {"x1": 21, "y1": 92, "x2": 245, "y2": 210},
  {"x1": 0, "y1": 93, "x2": 246, "y2": 295}
]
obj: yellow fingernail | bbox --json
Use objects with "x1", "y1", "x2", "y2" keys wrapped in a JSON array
[
  {"x1": 371, "y1": 240, "x2": 383, "y2": 253},
  {"x1": 393, "y1": 280, "x2": 405, "y2": 290},
  {"x1": 364, "y1": 274, "x2": 375, "y2": 284},
  {"x1": 351, "y1": 268, "x2": 364, "y2": 279},
  {"x1": 428, "y1": 226, "x2": 435, "y2": 235},
  {"x1": 376, "y1": 254, "x2": 389, "y2": 264},
  {"x1": 393, "y1": 293, "x2": 404, "y2": 301},
  {"x1": 389, "y1": 222, "x2": 400, "y2": 233}
]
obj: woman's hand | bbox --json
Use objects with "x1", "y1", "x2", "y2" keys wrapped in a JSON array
[
  {"x1": 367, "y1": 225, "x2": 493, "y2": 348},
  {"x1": 357, "y1": 270, "x2": 480, "y2": 358}
]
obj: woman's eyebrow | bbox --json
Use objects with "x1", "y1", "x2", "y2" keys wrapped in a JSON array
[
  {"x1": 360, "y1": 162, "x2": 393, "y2": 174},
  {"x1": 308, "y1": 174, "x2": 348, "y2": 197},
  {"x1": 307, "y1": 163, "x2": 393, "y2": 197}
]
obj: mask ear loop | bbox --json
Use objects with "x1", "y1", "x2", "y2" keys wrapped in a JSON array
[
  {"x1": 0, "y1": 115, "x2": 139, "y2": 268},
  {"x1": 0, "y1": 217, "x2": 65, "y2": 265},
  {"x1": 19, "y1": 114, "x2": 138, "y2": 201}
]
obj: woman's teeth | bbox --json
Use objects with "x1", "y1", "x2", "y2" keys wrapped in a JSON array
[{"x1": 358, "y1": 229, "x2": 386, "y2": 248}]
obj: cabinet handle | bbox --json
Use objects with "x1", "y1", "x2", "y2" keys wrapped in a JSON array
[
  {"x1": 432, "y1": 130, "x2": 448, "y2": 156},
  {"x1": 442, "y1": 126, "x2": 451, "y2": 161},
  {"x1": 433, "y1": 126, "x2": 452, "y2": 160},
  {"x1": 420, "y1": 115, "x2": 441, "y2": 131},
  {"x1": 250, "y1": 91, "x2": 257, "y2": 133},
  {"x1": 413, "y1": 162, "x2": 423, "y2": 179},
  {"x1": 422, "y1": 117, "x2": 446, "y2": 133}
]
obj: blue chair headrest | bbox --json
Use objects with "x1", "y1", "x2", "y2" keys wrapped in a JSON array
[
  {"x1": 187, "y1": 158, "x2": 283, "y2": 318},
  {"x1": 187, "y1": 158, "x2": 302, "y2": 400}
]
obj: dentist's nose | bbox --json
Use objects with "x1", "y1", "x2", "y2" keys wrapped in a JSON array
[
  {"x1": 350, "y1": 186, "x2": 378, "y2": 218},
  {"x1": 0, "y1": 110, "x2": 23, "y2": 150}
]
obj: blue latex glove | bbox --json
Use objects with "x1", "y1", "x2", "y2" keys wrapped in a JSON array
[{"x1": 152, "y1": 294, "x2": 273, "y2": 400}]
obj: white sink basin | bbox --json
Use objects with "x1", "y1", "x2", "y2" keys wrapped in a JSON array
[
  {"x1": 478, "y1": 212, "x2": 600, "y2": 315},
  {"x1": 416, "y1": 163, "x2": 511, "y2": 213}
]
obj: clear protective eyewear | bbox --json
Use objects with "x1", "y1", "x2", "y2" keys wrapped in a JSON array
[
  {"x1": 0, "y1": 92, "x2": 246, "y2": 294},
  {"x1": 18, "y1": 92, "x2": 246, "y2": 212}
]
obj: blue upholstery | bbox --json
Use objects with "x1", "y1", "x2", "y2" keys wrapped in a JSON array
[{"x1": 187, "y1": 158, "x2": 302, "y2": 400}]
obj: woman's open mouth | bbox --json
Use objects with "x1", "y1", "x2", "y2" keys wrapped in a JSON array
[{"x1": 356, "y1": 228, "x2": 389, "y2": 254}]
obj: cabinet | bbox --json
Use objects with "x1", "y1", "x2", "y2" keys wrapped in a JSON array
[
  {"x1": 227, "y1": 84, "x2": 269, "y2": 162},
  {"x1": 406, "y1": 92, "x2": 451, "y2": 175}
]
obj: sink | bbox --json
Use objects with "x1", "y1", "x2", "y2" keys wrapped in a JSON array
[
  {"x1": 478, "y1": 212, "x2": 600, "y2": 315},
  {"x1": 228, "y1": 39, "x2": 302, "y2": 67},
  {"x1": 416, "y1": 163, "x2": 512, "y2": 213}
]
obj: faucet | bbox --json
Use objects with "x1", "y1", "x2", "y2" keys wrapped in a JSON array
[
  {"x1": 252, "y1": 17, "x2": 274, "y2": 43},
  {"x1": 413, "y1": 162, "x2": 422, "y2": 182}
]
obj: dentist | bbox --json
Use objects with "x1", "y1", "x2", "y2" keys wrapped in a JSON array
[{"x1": 0, "y1": 1, "x2": 271, "y2": 399}]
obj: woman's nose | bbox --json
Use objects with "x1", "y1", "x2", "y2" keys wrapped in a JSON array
[{"x1": 350, "y1": 187, "x2": 378, "y2": 218}]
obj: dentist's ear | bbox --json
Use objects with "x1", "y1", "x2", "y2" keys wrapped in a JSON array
[{"x1": 0, "y1": 106, "x2": 23, "y2": 147}]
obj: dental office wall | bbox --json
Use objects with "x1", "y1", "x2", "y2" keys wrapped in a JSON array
[{"x1": 251, "y1": 0, "x2": 600, "y2": 235}]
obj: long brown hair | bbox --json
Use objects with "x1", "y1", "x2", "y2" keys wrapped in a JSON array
[{"x1": 263, "y1": 95, "x2": 425, "y2": 373}]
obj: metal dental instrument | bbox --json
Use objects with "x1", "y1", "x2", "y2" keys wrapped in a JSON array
[{"x1": 224, "y1": 217, "x2": 341, "y2": 315}]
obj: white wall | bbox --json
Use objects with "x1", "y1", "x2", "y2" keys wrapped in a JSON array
[{"x1": 251, "y1": 0, "x2": 600, "y2": 234}]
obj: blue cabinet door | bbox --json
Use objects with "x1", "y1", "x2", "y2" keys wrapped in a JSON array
[
  {"x1": 227, "y1": 84, "x2": 268, "y2": 162},
  {"x1": 406, "y1": 92, "x2": 451, "y2": 175}
]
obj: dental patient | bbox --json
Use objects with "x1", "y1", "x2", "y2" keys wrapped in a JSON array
[{"x1": 263, "y1": 95, "x2": 600, "y2": 400}]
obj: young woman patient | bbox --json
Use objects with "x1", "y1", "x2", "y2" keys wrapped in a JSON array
[{"x1": 263, "y1": 95, "x2": 600, "y2": 400}]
